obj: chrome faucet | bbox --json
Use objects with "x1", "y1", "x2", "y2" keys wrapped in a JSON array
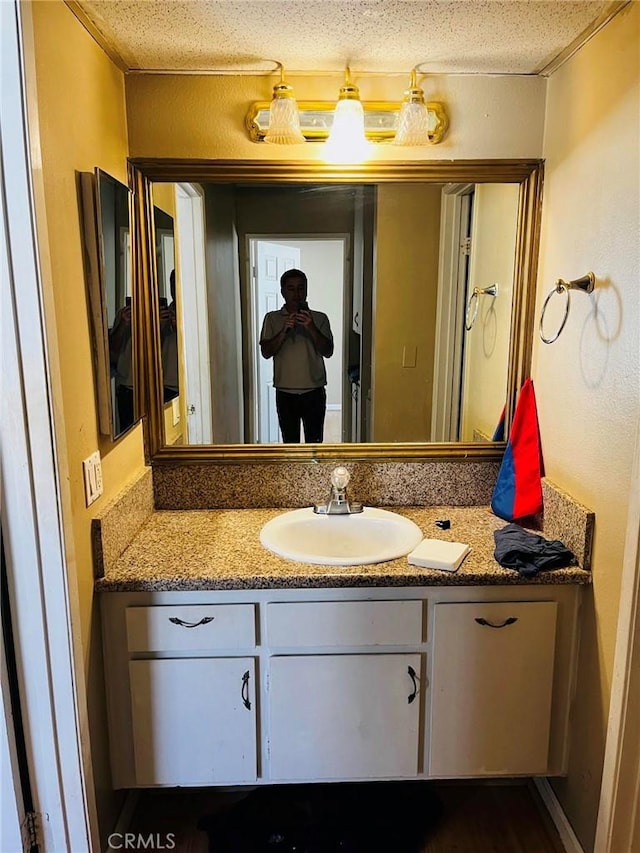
[{"x1": 313, "y1": 466, "x2": 363, "y2": 515}]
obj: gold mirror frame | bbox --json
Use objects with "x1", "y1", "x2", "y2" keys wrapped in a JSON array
[{"x1": 129, "y1": 159, "x2": 543, "y2": 464}]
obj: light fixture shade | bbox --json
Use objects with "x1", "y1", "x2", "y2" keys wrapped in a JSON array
[
  {"x1": 264, "y1": 69, "x2": 305, "y2": 144},
  {"x1": 325, "y1": 68, "x2": 368, "y2": 162},
  {"x1": 394, "y1": 70, "x2": 431, "y2": 146}
]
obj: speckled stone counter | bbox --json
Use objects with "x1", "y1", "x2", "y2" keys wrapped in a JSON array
[{"x1": 95, "y1": 505, "x2": 591, "y2": 592}]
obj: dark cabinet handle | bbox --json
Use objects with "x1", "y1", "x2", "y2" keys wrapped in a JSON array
[
  {"x1": 168, "y1": 616, "x2": 215, "y2": 628},
  {"x1": 241, "y1": 670, "x2": 251, "y2": 710},
  {"x1": 474, "y1": 616, "x2": 518, "y2": 629},
  {"x1": 407, "y1": 665, "x2": 419, "y2": 704}
]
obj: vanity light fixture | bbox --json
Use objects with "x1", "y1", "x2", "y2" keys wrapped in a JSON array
[
  {"x1": 325, "y1": 67, "x2": 369, "y2": 162},
  {"x1": 263, "y1": 62, "x2": 306, "y2": 144},
  {"x1": 245, "y1": 68, "x2": 449, "y2": 145},
  {"x1": 394, "y1": 68, "x2": 434, "y2": 146}
]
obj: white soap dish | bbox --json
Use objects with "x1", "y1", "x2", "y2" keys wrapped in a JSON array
[{"x1": 407, "y1": 538, "x2": 471, "y2": 572}]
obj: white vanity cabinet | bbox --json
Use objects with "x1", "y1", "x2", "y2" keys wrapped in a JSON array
[
  {"x1": 265, "y1": 600, "x2": 424, "y2": 781},
  {"x1": 269, "y1": 653, "x2": 422, "y2": 781},
  {"x1": 429, "y1": 601, "x2": 557, "y2": 777},
  {"x1": 101, "y1": 585, "x2": 581, "y2": 789},
  {"x1": 105, "y1": 602, "x2": 259, "y2": 787},
  {"x1": 129, "y1": 656, "x2": 257, "y2": 785}
]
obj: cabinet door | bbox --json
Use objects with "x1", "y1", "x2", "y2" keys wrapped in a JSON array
[
  {"x1": 429, "y1": 601, "x2": 557, "y2": 776},
  {"x1": 269, "y1": 654, "x2": 421, "y2": 781},
  {"x1": 129, "y1": 657, "x2": 257, "y2": 786}
]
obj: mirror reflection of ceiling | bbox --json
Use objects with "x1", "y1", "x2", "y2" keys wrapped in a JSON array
[{"x1": 70, "y1": 1, "x2": 615, "y2": 75}]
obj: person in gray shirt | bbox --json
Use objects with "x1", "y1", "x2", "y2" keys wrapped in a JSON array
[{"x1": 260, "y1": 268, "x2": 334, "y2": 443}]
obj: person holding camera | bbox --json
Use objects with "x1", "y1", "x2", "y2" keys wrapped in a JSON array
[
  {"x1": 260, "y1": 268, "x2": 333, "y2": 443},
  {"x1": 109, "y1": 297, "x2": 134, "y2": 432},
  {"x1": 160, "y1": 269, "x2": 179, "y2": 403}
]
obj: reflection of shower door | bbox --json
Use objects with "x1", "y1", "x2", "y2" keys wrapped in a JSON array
[
  {"x1": 431, "y1": 185, "x2": 474, "y2": 441},
  {"x1": 156, "y1": 229, "x2": 175, "y2": 299},
  {"x1": 254, "y1": 241, "x2": 300, "y2": 443}
]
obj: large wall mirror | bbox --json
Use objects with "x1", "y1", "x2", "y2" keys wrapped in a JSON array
[
  {"x1": 81, "y1": 168, "x2": 138, "y2": 440},
  {"x1": 130, "y1": 160, "x2": 542, "y2": 461}
]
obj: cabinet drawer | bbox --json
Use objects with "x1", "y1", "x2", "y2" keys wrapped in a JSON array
[
  {"x1": 266, "y1": 600, "x2": 423, "y2": 647},
  {"x1": 126, "y1": 604, "x2": 255, "y2": 652}
]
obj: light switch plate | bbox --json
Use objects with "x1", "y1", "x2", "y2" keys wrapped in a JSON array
[
  {"x1": 402, "y1": 345, "x2": 417, "y2": 368},
  {"x1": 83, "y1": 451, "x2": 103, "y2": 507}
]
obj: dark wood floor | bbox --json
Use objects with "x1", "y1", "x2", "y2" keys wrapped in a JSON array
[{"x1": 127, "y1": 781, "x2": 565, "y2": 852}]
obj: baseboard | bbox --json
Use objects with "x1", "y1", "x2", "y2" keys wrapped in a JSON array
[
  {"x1": 104, "y1": 790, "x2": 140, "y2": 853},
  {"x1": 534, "y1": 778, "x2": 585, "y2": 853}
]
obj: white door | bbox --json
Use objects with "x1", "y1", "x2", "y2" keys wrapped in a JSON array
[
  {"x1": 269, "y1": 654, "x2": 421, "y2": 781},
  {"x1": 460, "y1": 184, "x2": 520, "y2": 441},
  {"x1": 1, "y1": 616, "x2": 27, "y2": 853},
  {"x1": 2, "y1": 2, "x2": 96, "y2": 845},
  {"x1": 429, "y1": 601, "x2": 557, "y2": 776},
  {"x1": 253, "y1": 240, "x2": 300, "y2": 443},
  {"x1": 176, "y1": 183, "x2": 212, "y2": 444},
  {"x1": 431, "y1": 185, "x2": 474, "y2": 442},
  {"x1": 129, "y1": 657, "x2": 257, "y2": 785}
]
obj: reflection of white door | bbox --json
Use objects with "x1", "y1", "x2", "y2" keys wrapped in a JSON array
[
  {"x1": 432, "y1": 185, "x2": 474, "y2": 442},
  {"x1": 157, "y1": 230, "x2": 174, "y2": 299},
  {"x1": 460, "y1": 184, "x2": 519, "y2": 442},
  {"x1": 176, "y1": 183, "x2": 212, "y2": 444},
  {"x1": 254, "y1": 241, "x2": 300, "y2": 443}
]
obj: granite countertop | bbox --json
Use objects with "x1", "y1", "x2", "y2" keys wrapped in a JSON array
[{"x1": 95, "y1": 505, "x2": 592, "y2": 592}]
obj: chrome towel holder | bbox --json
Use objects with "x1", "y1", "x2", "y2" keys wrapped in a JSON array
[
  {"x1": 539, "y1": 272, "x2": 595, "y2": 344},
  {"x1": 465, "y1": 283, "x2": 498, "y2": 331}
]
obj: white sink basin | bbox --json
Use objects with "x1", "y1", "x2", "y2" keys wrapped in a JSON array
[{"x1": 259, "y1": 507, "x2": 423, "y2": 566}]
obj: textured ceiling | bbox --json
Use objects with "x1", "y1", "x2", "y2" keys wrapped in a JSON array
[{"x1": 72, "y1": 0, "x2": 614, "y2": 75}]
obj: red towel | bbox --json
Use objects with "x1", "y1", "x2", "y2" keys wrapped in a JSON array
[{"x1": 491, "y1": 378, "x2": 544, "y2": 521}]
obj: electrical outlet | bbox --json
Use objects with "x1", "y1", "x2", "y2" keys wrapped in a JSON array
[
  {"x1": 172, "y1": 397, "x2": 180, "y2": 426},
  {"x1": 83, "y1": 451, "x2": 103, "y2": 507}
]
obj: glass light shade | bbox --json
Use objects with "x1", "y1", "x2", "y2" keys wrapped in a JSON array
[
  {"x1": 394, "y1": 100, "x2": 431, "y2": 145},
  {"x1": 264, "y1": 84, "x2": 305, "y2": 144},
  {"x1": 394, "y1": 69, "x2": 432, "y2": 146},
  {"x1": 325, "y1": 97, "x2": 368, "y2": 162}
]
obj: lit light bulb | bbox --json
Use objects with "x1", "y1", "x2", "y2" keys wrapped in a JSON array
[{"x1": 325, "y1": 67, "x2": 369, "y2": 163}]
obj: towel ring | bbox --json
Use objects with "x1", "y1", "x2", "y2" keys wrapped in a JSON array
[
  {"x1": 539, "y1": 272, "x2": 595, "y2": 344},
  {"x1": 465, "y1": 283, "x2": 498, "y2": 331}
]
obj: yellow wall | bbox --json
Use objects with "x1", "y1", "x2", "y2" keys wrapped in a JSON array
[
  {"x1": 533, "y1": 6, "x2": 640, "y2": 850},
  {"x1": 29, "y1": 0, "x2": 146, "y2": 652},
  {"x1": 461, "y1": 184, "x2": 520, "y2": 441},
  {"x1": 26, "y1": 0, "x2": 146, "y2": 841},
  {"x1": 126, "y1": 73, "x2": 546, "y2": 160},
  {"x1": 373, "y1": 185, "x2": 441, "y2": 441}
]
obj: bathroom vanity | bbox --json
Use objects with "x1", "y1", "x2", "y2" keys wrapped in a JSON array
[
  {"x1": 102, "y1": 584, "x2": 581, "y2": 789},
  {"x1": 97, "y1": 497, "x2": 591, "y2": 790}
]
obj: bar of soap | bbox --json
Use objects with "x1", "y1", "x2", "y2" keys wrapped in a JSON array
[{"x1": 407, "y1": 538, "x2": 471, "y2": 572}]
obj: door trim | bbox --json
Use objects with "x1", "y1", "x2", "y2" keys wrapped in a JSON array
[
  {"x1": 1, "y1": 2, "x2": 97, "y2": 848},
  {"x1": 594, "y1": 421, "x2": 640, "y2": 853}
]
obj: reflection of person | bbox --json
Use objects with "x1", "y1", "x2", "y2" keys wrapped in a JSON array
[
  {"x1": 160, "y1": 269, "x2": 178, "y2": 402},
  {"x1": 109, "y1": 298, "x2": 134, "y2": 432},
  {"x1": 260, "y1": 268, "x2": 333, "y2": 443}
]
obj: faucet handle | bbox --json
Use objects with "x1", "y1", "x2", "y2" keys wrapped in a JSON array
[{"x1": 331, "y1": 466, "x2": 350, "y2": 490}]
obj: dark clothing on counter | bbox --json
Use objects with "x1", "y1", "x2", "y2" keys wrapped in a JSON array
[{"x1": 494, "y1": 523, "x2": 576, "y2": 578}]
